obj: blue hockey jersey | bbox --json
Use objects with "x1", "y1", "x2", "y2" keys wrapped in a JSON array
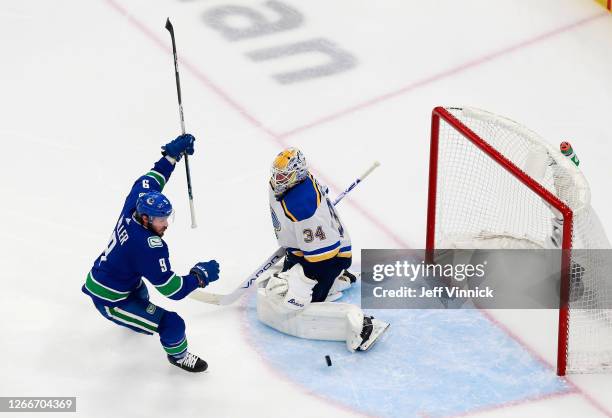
[{"x1": 82, "y1": 157, "x2": 199, "y2": 306}]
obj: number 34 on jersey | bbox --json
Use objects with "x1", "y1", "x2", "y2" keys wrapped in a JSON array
[{"x1": 269, "y1": 174, "x2": 351, "y2": 263}]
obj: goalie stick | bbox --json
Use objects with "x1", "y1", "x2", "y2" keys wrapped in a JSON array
[{"x1": 189, "y1": 161, "x2": 381, "y2": 305}]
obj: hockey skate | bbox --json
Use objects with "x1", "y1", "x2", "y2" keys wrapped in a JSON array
[
  {"x1": 356, "y1": 316, "x2": 390, "y2": 352},
  {"x1": 326, "y1": 270, "x2": 358, "y2": 302},
  {"x1": 168, "y1": 352, "x2": 208, "y2": 373}
]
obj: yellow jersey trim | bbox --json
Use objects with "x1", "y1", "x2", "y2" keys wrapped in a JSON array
[
  {"x1": 281, "y1": 199, "x2": 298, "y2": 222},
  {"x1": 309, "y1": 174, "x2": 321, "y2": 206},
  {"x1": 304, "y1": 248, "x2": 340, "y2": 262}
]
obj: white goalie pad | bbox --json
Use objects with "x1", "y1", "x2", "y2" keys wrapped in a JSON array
[
  {"x1": 257, "y1": 284, "x2": 366, "y2": 352},
  {"x1": 265, "y1": 264, "x2": 317, "y2": 311}
]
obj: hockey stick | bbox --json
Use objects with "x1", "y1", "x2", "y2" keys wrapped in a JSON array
[
  {"x1": 189, "y1": 161, "x2": 381, "y2": 305},
  {"x1": 165, "y1": 18, "x2": 197, "y2": 229}
]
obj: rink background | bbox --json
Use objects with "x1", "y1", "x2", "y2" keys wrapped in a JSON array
[
  {"x1": 1, "y1": 0, "x2": 612, "y2": 417},
  {"x1": 245, "y1": 285, "x2": 570, "y2": 418}
]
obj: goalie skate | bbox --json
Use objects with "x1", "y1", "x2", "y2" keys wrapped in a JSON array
[
  {"x1": 326, "y1": 270, "x2": 359, "y2": 302},
  {"x1": 357, "y1": 316, "x2": 390, "y2": 352}
]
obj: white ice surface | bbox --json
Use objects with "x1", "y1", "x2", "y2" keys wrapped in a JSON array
[{"x1": 1, "y1": 0, "x2": 612, "y2": 417}]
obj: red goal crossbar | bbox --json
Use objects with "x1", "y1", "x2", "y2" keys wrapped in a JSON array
[{"x1": 426, "y1": 106, "x2": 574, "y2": 375}]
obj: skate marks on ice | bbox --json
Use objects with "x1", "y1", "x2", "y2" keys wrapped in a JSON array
[{"x1": 243, "y1": 284, "x2": 570, "y2": 418}]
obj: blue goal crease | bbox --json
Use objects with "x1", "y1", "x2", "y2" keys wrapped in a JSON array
[{"x1": 244, "y1": 283, "x2": 569, "y2": 418}]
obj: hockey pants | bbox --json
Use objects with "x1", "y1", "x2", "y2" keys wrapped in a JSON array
[{"x1": 91, "y1": 280, "x2": 188, "y2": 359}]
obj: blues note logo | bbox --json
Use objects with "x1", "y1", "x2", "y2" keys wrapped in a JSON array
[{"x1": 271, "y1": 206, "x2": 281, "y2": 232}]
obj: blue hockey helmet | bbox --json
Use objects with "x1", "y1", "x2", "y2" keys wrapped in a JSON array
[{"x1": 136, "y1": 191, "x2": 173, "y2": 218}]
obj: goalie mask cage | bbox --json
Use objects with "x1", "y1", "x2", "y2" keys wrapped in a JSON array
[{"x1": 426, "y1": 106, "x2": 612, "y2": 376}]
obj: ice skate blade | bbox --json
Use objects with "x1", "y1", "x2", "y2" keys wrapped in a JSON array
[{"x1": 357, "y1": 321, "x2": 390, "y2": 352}]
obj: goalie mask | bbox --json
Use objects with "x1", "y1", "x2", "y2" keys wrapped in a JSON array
[{"x1": 270, "y1": 147, "x2": 308, "y2": 198}]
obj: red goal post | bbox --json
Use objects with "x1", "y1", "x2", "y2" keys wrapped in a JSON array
[{"x1": 425, "y1": 106, "x2": 611, "y2": 376}]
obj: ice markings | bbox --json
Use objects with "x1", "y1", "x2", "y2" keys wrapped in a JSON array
[
  {"x1": 247, "y1": 39, "x2": 357, "y2": 85},
  {"x1": 203, "y1": 1, "x2": 357, "y2": 84},
  {"x1": 203, "y1": 1, "x2": 302, "y2": 41},
  {"x1": 244, "y1": 282, "x2": 570, "y2": 418}
]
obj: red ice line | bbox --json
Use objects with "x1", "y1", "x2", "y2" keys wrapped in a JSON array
[
  {"x1": 438, "y1": 389, "x2": 577, "y2": 418},
  {"x1": 238, "y1": 297, "x2": 378, "y2": 418},
  {"x1": 103, "y1": 0, "x2": 608, "y2": 250},
  {"x1": 104, "y1": 0, "x2": 409, "y2": 247},
  {"x1": 473, "y1": 310, "x2": 612, "y2": 418},
  {"x1": 275, "y1": 11, "x2": 608, "y2": 140},
  {"x1": 103, "y1": 1, "x2": 612, "y2": 416}
]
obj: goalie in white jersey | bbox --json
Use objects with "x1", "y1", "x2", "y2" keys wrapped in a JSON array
[{"x1": 258, "y1": 148, "x2": 389, "y2": 352}]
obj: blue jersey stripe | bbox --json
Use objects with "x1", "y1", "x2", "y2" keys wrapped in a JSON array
[{"x1": 303, "y1": 241, "x2": 341, "y2": 256}]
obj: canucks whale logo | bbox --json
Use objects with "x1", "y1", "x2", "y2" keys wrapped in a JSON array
[{"x1": 270, "y1": 206, "x2": 281, "y2": 232}]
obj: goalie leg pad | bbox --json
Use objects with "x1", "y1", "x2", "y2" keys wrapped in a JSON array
[
  {"x1": 257, "y1": 287, "x2": 365, "y2": 348},
  {"x1": 257, "y1": 268, "x2": 388, "y2": 352}
]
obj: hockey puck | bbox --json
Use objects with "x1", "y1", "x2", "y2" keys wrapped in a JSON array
[{"x1": 325, "y1": 355, "x2": 332, "y2": 367}]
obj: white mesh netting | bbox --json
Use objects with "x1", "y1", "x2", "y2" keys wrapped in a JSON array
[{"x1": 433, "y1": 106, "x2": 612, "y2": 373}]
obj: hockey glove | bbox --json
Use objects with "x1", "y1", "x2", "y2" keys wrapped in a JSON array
[
  {"x1": 190, "y1": 260, "x2": 220, "y2": 288},
  {"x1": 162, "y1": 134, "x2": 195, "y2": 161}
]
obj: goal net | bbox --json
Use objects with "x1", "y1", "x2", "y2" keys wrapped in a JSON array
[{"x1": 426, "y1": 106, "x2": 612, "y2": 375}]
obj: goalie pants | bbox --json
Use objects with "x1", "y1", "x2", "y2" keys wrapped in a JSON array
[
  {"x1": 282, "y1": 252, "x2": 352, "y2": 302},
  {"x1": 89, "y1": 280, "x2": 188, "y2": 359}
]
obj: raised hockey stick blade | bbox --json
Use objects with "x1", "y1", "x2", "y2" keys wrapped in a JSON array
[
  {"x1": 166, "y1": 18, "x2": 197, "y2": 228},
  {"x1": 189, "y1": 161, "x2": 381, "y2": 305}
]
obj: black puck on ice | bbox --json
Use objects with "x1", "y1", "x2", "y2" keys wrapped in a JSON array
[{"x1": 325, "y1": 355, "x2": 332, "y2": 367}]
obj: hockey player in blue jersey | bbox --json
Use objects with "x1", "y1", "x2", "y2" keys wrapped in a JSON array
[{"x1": 82, "y1": 134, "x2": 219, "y2": 373}]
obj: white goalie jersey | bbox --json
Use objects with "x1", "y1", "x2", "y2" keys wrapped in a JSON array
[{"x1": 269, "y1": 174, "x2": 351, "y2": 263}]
